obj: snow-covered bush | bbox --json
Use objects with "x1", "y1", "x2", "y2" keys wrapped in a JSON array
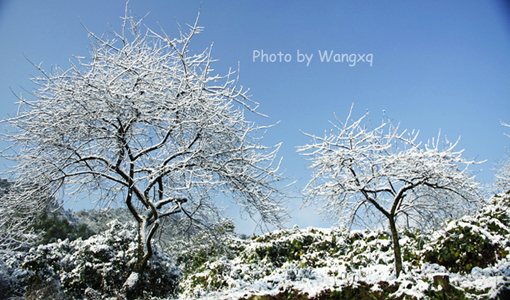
[
  {"x1": 178, "y1": 225, "x2": 428, "y2": 299},
  {"x1": 22, "y1": 220, "x2": 181, "y2": 299},
  {"x1": 178, "y1": 213, "x2": 510, "y2": 300},
  {"x1": 423, "y1": 193, "x2": 510, "y2": 274},
  {"x1": 171, "y1": 219, "x2": 238, "y2": 278},
  {"x1": 0, "y1": 253, "x2": 27, "y2": 299}
]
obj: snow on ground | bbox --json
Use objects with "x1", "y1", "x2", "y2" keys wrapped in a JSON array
[
  {"x1": 3, "y1": 194, "x2": 510, "y2": 299},
  {"x1": 182, "y1": 243, "x2": 510, "y2": 300},
  {"x1": 177, "y1": 194, "x2": 510, "y2": 299}
]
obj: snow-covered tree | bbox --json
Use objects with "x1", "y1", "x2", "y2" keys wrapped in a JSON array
[
  {"x1": 495, "y1": 155, "x2": 510, "y2": 193},
  {"x1": 297, "y1": 107, "x2": 481, "y2": 277},
  {"x1": 1, "y1": 9, "x2": 287, "y2": 298},
  {"x1": 495, "y1": 121, "x2": 510, "y2": 193}
]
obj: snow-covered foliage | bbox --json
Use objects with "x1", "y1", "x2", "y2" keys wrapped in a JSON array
[
  {"x1": 21, "y1": 220, "x2": 180, "y2": 299},
  {"x1": 423, "y1": 193, "x2": 510, "y2": 274},
  {"x1": 178, "y1": 226, "x2": 412, "y2": 299},
  {"x1": 168, "y1": 218, "x2": 238, "y2": 276},
  {"x1": 0, "y1": 252, "x2": 26, "y2": 299},
  {"x1": 178, "y1": 193, "x2": 510, "y2": 300},
  {"x1": 1, "y1": 194, "x2": 510, "y2": 299}
]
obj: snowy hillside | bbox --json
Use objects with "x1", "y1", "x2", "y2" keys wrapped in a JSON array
[{"x1": 2, "y1": 193, "x2": 510, "y2": 299}]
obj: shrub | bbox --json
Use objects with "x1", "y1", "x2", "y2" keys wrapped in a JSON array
[
  {"x1": 22, "y1": 220, "x2": 181, "y2": 299},
  {"x1": 32, "y1": 210, "x2": 95, "y2": 245},
  {"x1": 423, "y1": 194, "x2": 510, "y2": 273},
  {"x1": 0, "y1": 255, "x2": 26, "y2": 299}
]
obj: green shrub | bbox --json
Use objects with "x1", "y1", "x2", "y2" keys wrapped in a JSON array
[
  {"x1": 423, "y1": 195, "x2": 510, "y2": 274},
  {"x1": 32, "y1": 211, "x2": 95, "y2": 245}
]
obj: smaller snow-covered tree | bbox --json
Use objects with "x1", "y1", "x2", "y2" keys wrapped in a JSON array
[
  {"x1": 298, "y1": 107, "x2": 481, "y2": 277},
  {"x1": 495, "y1": 154, "x2": 510, "y2": 193},
  {"x1": 495, "y1": 121, "x2": 510, "y2": 193}
]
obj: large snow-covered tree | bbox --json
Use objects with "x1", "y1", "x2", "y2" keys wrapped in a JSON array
[
  {"x1": 298, "y1": 107, "x2": 481, "y2": 277},
  {"x1": 1, "y1": 10, "x2": 287, "y2": 298}
]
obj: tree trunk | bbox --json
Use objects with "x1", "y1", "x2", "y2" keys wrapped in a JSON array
[
  {"x1": 121, "y1": 259, "x2": 149, "y2": 299},
  {"x1": 121, "y1": 220, "x2": 155, "y2": 299},
  {"x1": 120, "y1": 271, "x2": 141, "y2": 300},
  {"x1": 388, "y1": 215, "x2": 403, "y2": 278},
  {"x1": 433, "y1": 274, "x2": 451, "y2": 292}
]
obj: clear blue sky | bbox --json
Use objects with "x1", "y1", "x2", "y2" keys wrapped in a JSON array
[{"x1": 1, "y1": 0, "x2": 510, "y2": 233}]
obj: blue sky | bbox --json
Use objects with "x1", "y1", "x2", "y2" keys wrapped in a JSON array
[{"x1": 1, "y1": 0, "x2": 510, "y2": 233}]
